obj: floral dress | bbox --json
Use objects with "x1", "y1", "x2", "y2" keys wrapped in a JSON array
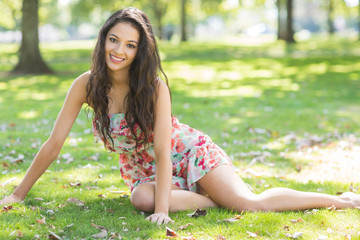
[{"x1": 93, "y1": 113, "x2": 232, "y2": 193}]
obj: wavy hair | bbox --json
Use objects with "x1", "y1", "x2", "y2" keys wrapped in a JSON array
[{"x1": 86, "y1": 7, "x2": 169, "y2": 150}]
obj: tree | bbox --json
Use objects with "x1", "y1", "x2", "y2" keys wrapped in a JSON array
[
  {"x1": 277, "y1": 0, "x2": 295, "y2": 43},
  {"x1": 180, "y1": 0, "x2": 187, "y2": 41},
  {"x1": 12, "y1": 0, "x2": 52, "y2": 74}
]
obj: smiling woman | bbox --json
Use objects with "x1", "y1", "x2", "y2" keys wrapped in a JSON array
[{"x1": 1, "y1": 7, "x2": 360, "y2": 228}]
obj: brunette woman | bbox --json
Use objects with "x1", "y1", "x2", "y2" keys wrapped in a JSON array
[{"x1": 1, "y1": 7, "x2": 359, "y2": 225}]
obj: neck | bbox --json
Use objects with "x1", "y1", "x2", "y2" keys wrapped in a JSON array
[{"x1": 108, "y1": 69, "x2": 130, "y2": 86}]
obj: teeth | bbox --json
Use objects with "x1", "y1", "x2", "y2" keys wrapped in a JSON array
[{"x1": 111, "y1": 55, "x2": 124, "y2": 61}]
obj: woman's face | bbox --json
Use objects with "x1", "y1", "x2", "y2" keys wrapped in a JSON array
[{"x1": 104, "y1": 22, "x2": 140, "y2": 75}]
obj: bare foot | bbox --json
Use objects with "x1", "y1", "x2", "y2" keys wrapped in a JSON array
[{"x1": 340, "y1": 192, "x2": 360, "y2": 208}]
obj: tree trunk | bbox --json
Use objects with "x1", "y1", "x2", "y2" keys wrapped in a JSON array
[
  {"x1": 327, "y1": 0, "x2": 335, "y2": 35},
  {"x1": 180, "y1": 0, "x2": 187, "y2": 42},
  {"x1": 277, "y1": 0, "x2": 286, "y2": 40},
  {"x1": 285, "y1": 0, "x2": 295, "y2": 43},
  {"x1": 12, "y1": 0, "x2": 52, "y2": 74}
]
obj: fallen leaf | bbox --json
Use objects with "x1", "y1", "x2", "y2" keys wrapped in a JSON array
[
  {"x1": 48, "y1": 230, "x2": 61, "y2": 240},
  {"x1": 67, "y1": 198, "x2": 85, "y2": 206},
  {"x1": 92, "y1": 230, "x2": 108, "y2": 239},
  {"x1": 223, "y1": 215, "x2": 242, "y2": 223},
  {"x1": 34, "y1": 197, "x2": 44, "y2": 201},
  {"x1": 36, "y1": 217, "x2": 46, "y2": 224},
  {"x1": 327, "y1": 205, "x2": 336, "y2": 211},
  {"x1": 91, "y1": 223, "x2": 107, "y2": 231},
  {"x1": 290, "y1": 218, "x2": 304, "y2": 223},
  {"x1": 178, "y1": 223, "x2": 193, "y2": 230},
  {"x1": 16, "y1": 230, "x2": 24, "y2": 238},
  {"x1": 283, "y1": 225, "x2": 290, "y2": 231},
  {"x1": 187, "y1": 208, "x2": 207, "y2": 218},
  {"x1": 97, "y1": 194, "x2": 106, "y2": 198},
  {"x1": 1, "y1": 161, "x2": 10, "y2": 169},
  {"x1": 166, "y1": 227, "x2": 178, "y2": 238},
  {"x1": 69, "y1": 182, "x2": 81, "y2": 187},
  {"x1": 246, "y1": 231, "x2": 258, "y2": 238},
  {"x1": 1, "y1": 177, "x2": 17, "y2": 187},
  {"x1": 317, "y1": 235, "x2": 328, "y2": 240},
  {"x1": 109, "y1": 232, "x2": 122, "y2": 239},
  {"x1": 292, "y1": 232, "x2": 303, "y2": 239},
  {"x1": 1, "y1": 205, "x2": 13, "y2": 212},
  {"x1": 65, "y1": 223, "x2": 74, "y2": 228}
]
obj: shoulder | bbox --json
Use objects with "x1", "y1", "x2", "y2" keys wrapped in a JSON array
[
  {"x1": 66, "y1": 71, "x2": 91, "y2": 104},
  {"x1": 155, "y1": 77, "x2": 170, "y2": 95},
  {"x1": 74, "y1": 70, "x2": 91, "y2": 86}
]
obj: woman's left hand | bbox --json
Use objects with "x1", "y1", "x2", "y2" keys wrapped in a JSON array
[{"x1": 145, "y1": 212, "x2": 174, "y2": 225}]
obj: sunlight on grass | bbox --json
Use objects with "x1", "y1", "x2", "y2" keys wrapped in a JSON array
[{"x1": 18, "y1": 110, "x2": 39, "y2": 119}]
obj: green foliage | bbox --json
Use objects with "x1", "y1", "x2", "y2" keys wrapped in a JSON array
[{"x1": 1, "y1": 38, "x2": 360, "y2": 239}]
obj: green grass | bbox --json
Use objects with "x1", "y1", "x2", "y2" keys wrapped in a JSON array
[{"x1": 1, "y1": 37, "x2": 360, "y2": 239}]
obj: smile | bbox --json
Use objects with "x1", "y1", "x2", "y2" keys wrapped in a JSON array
[{"x1": 110, "y1": 54, "x2": 125, "y2": 63}]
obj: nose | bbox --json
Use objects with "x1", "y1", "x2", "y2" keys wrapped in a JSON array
[{"x1": 114, "y1": 42, "x2": 125, "y2": 55}]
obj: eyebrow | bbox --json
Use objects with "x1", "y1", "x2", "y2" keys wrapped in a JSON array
[{"x1": 109, "y1": 33, "x2": 138, "y2": 44}]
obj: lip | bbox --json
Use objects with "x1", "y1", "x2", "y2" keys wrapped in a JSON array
[{"x1": 109, "y1": 54, "x2": 125, "y2": 63}]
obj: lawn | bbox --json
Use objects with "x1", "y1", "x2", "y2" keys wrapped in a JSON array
[{"x1": 0, "y1": 37, "x2": 360, "y2": 239}]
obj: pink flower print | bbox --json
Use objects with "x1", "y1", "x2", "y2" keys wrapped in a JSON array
[
  {"x1": 124, "y1": 164, "x2": 133, "y2": 171},
  {"x1": 175, "y1": 141, "x2": 185, "y2": 153},
  {"x1": 195, "y1": 136, "x2": 206, "y2": 146}
]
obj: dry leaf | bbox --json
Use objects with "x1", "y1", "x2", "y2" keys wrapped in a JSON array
[
  {"x1": 34, "y1": 197, "x2": 44, "y2": 201},
  {"x1": 65, "y1": 223, "x2": 74, "y2": 228},
  {"x1": 36, "y1": 217, "x2": 46, "y2": 224},
  {"x1": 92, "y1": 230, "x2": 108, "y2": 239},
  {"x1": 69, "y1": 182, "x2": 81, "y2": 187},
  {"x1": 166, "y1": 227, "x2": 178, "y2": 238},
  {"x1": 317, "y1": 235, "x2": 328, "y2": 240},
  {"x1": 97, "y1": 194, "x2": 106, "y2": 198},
  {"x1": 178, "y1": 223, "x2": 193, "y2": 230},
  {"x1": 186, "y1": 208, "x2": 207, "y2": 218},
  {"x1": 283, "y1": 225, "x2": 290, "y2": 231},
  {"x1": 290, "y1": 218, "x2": 304, "y2": 223},
  {"x1": 91, "y1": 223, "x2": 107, "y2": 231},
  {"x1": 327, "y1": 205, "x2": 336, "y2": 211},
  {"x1": 223, "y1": 215, "x2": 242, "y2": 223},
  {"x1": 109, "y1": 232, "x2": 122, "y2": 239},
  {"x1": 246, "y1": 231, "x2": 258, "y2": 238},
  {"x1": 67, "y1": 198, "x2": 85, "y2": 206},
  {"x1": 16, "y1": 230, "x2": 24, "y2": 238},
  {"x1": 292, "y1": 232, "x2": 303, "y2": 238},
  {"x1": 1, "y1": 205, "x2": 13, "y2": 212},
  {"x1": 48, "y1": 230, "x2": 62, "y2": 240}
]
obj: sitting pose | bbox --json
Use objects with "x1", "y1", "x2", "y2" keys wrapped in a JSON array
[{"x1": 1, "y1": 7, "x2": 359, "y2": 225}]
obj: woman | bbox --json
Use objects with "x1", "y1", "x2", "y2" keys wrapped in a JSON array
[{"x1": 1, "y1": 7, "x2": 359, "y2": 225}]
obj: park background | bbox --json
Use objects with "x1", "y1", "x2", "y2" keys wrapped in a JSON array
[{"x1": 0, "y1": 0, "x2": 360, "y2": 239}]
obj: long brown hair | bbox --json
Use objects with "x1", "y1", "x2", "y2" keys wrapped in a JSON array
[{"x1": 86, "y1": 7, "x2": 168, "y2": 149}]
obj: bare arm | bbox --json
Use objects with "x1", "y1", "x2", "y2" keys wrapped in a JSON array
[
  {"x1": 146, "y1": 80, "x2": 173, "y2": 224},
  {"x1": 0, "y1": 72, "x2": 89, "y2": 204}
]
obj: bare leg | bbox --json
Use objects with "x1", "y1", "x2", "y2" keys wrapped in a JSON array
[
  {"x1": 197, "y1": 165, "x2": 359, "y2": 212},
  {"x1": 130, "y1": 182, "x2": 217, "y2": 212}
]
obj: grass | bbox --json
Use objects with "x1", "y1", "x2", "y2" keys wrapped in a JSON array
[{"x1": 0, "y1": 36, "x2": 360, "y2": 239}]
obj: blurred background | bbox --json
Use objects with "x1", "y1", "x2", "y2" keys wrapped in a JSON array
[
  {"x1": 1, "y1": 0, "x2": 360, "y2": 43},
  {"x1": 1, "y1": 0, "x2": 359, "y2": 74}
]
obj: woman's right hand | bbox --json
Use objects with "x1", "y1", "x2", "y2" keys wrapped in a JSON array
[{"x1": 0, "y1": 194, "x2": 23, "y2": 205}]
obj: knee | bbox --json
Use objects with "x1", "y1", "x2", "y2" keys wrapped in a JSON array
[
  {"x1": 130, "y1": 185, "x2": 155, "y2": 212},
  {"x1": 238, "y1": 194, "x2": 266, "y2": 212}
]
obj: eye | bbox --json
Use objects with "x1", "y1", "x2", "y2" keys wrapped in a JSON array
[
  {"x1": 109, "y1": 37, "x2": 117, "y2": 43},
  {"x1": 127, "y1": 44, "x2": 136, "y2": 49}
]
